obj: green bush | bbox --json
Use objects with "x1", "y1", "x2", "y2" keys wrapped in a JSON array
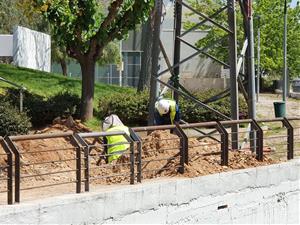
[
  {"x1": 0, "y1": 101, "x2": 31, "y2": 136},
  {"x1": 98, "y1": 91, "x2": 149, "y2": 126},
  {"x1": 98, "y1": 90, "x2": 248, "y2": 126},
  {"x1": 3, "y1": 89, "x2": 81, "y2": 126}
]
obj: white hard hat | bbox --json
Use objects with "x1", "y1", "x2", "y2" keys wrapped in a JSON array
[{"x1": 156, "y1": 99, "x2": 170, "y2": 115}]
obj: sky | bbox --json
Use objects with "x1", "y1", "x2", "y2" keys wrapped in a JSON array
[{"x1": 291, "y1": 0, "x2": 298, "y2": 8}]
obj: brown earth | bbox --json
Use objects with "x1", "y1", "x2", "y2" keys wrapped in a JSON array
[{"x1": 0, "y1": 121, "x2": 280, "y2": 202}]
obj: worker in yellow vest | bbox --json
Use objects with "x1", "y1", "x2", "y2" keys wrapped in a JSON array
[
  {"x1": 154, "y1": 98, "x2": 180, "y2": 125},
  {"x1": 102, "y1": 114, "x2": 130, "y2": 163}
]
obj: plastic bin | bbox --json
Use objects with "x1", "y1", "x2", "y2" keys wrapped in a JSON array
[{"x1": 273, "y1": 101, "x2": 286, "y2": 118}]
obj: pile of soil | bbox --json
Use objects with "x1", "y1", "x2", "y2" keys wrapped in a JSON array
[
  {"x1": 0, "y1": 128, "x2": 280, "y2": 189},
  {"x1": 85, "y1": 130, "x2": 279, "y2": 184},
  {"x1": 34, "y1": 116, "x2": 92, "y2": 134}
]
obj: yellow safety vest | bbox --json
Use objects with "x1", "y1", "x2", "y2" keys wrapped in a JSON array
[
  {"x1": 106, "y1": 125, "x2": 130, "y2": 163},
  {"x1": 157, "y1": 99, "x2": 176, "y2": 124}
]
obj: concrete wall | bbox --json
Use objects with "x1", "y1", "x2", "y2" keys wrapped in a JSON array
[
  {"x1": 0, "y1": 35, "x2": 13, "y2": 56},
  {"x1": 0, "y1": 160, "x2": 299, "y2": 224},
  {"x1": 180, "y1": 77, "x2": 230, "y2": 92}
]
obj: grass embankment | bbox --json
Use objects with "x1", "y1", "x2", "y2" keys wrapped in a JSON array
[{"x1": 0, "y1": 64, "x2": 134, "y2": 130}]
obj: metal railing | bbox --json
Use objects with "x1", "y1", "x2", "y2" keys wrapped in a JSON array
[{"x1": 0, "y1": 117, "x2": 299, "y2": 205}]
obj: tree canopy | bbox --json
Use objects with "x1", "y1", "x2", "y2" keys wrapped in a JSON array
[
  {"x1": 185, "y1": 0, "x2": 300, "y2": 79},
  {"x1": 35, "y1": 0, "x2": 154, "y2": 121}
]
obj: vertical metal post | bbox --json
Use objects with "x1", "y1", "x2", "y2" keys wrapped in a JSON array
[
  {"x1": 173, "y1": 0, "x2": 182, "y2": 103},
  {"x1": 5, "y1": 137, "x2": 20, "y2": 203},
  {"x1": 246, "y1": 0, "x2": 257, "y2": 153},
  {"x1": 74, "y1": 133, "x2": 89, "y2": 192},
  {"x1": 216, "y1": 122, "x2": 229, "y2": 166},
  {"x1": 129, "y1": 140, "x2": 135, "y2": 185},
  {"x1": 256, "y1": 16, "x2": 261, "y2": 102},
  {"x1": 70, "y1": 135, "x2": 81, "y2": 193},
  {"x1": 282, "y1": 117, "x2": 294, "y2": 160},
  {"x1": 19, "y1": 88, "x2": 23, "y2": 113},
  {"x1": 129, "y1": 128, "x2": 142, "y2": 183},
  {"x1": 148, "y1": 0, "x2": 163, "y2": 125},
  {"x1": 283, "y1": 0, "x2": 288, "y2": 107},
  {"x1": 174, "y1": 125, "x2": 186, "y2": 174},
  {"x1": 175, "y1": 123, "x2": 188, "y2": 164},
  {"x1": 1, "y1": 139, "x2": 13, "y2": 205},
  {"x1": 84, "y1": 146, "x2": 90, "y2": 191},
  {"x1": 228, "y1": 0, "x2": 239, "y2": 150},
  {"x1": 251, "y1": 120, "x2": 263, "y2": 161},
  {"x1": 119, "y1": 41, "x2": 123, "y2": 87}
]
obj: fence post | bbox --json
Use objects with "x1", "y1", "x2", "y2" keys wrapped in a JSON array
[
  {"x1": 129, "y1": 128, "x2": 142, "y2": 183},
  {"x1": 5, "y1": 137, "x2": 20, "y2": 203},
  {"x1": 282, "y1": 117, "x2": 294, "y2": 160},
  {"x1": 174, "y1": 123, "x2": 187, "y2": 174},
  {"x1": 175, "y1": 123, "x2": 188, "y2": 165},
  {"x1": 70, "y1": 135, "x2": 81, "y2": 194},
  {"x1": 74, "y1": 133, "x2": 89, "y2": 192},
  {"x1": 216, "y1": 121, "x2": 229, "y2": 166},
  {"x1": 251, "y1": 120, "x2": 263, "y2": 161},
  {"x1": 0, "y1": 138, "x2": 13, "y2": 204},
  {"x1": 129, "y1": 139, "x2": 135, "y2": 185},
  {"x1": 123, "y1": 133, "x2": 135, "y2": 185}
]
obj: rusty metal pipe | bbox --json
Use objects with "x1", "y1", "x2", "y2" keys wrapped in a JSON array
[{"x1": 10, "y1": 132, "x2": 73, "y2": 141}]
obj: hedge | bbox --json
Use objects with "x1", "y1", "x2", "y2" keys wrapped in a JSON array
[
  {"x1": 3, "y1": 89, "x2": 81, "y2": 126},
  {"x1": 98, "y1": 90, "x2": 248, "y2": 126}
]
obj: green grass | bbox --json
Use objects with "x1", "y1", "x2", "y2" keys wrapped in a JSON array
[
  {"x1": 0, "y1": 64, "x2": 135, "y2": 129},
  {"x1": 0, "y1": 64, "x2": 134, "y2": 101},
  {"x1": 83, "y1": 117, "x2": 102, "y2": 131}
]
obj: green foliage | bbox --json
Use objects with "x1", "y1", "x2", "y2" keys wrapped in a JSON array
[
  {"x1": 185, "y1": 0, "x2": 300, "y2": 79},
  {"x1": 4, "y1": 89, "x2": 81, "y2": 126},
  {"x1": 98, "y1": 90, "x2": 248, "y2": 126},
  {"x1": 98, "y1": 91, "x2": 149, "y2": 126},
  {"x1": 254, "y1": 0, "x2": 300, "y2": 78},
  {"x1": 179, "y1": 91, "x2": 248, "y2": 123},
  {"x1": 0, "y1": 100, "x2": 31, "y2": 136},
  {"x1": 35, "y1": 0, "x2": 154, "y2": 57},
  {"x1": 0, "y1": 0, "x2": 37, "y2": 33},
  {"x1": 185, "y1": 0, "x2": 244, "y2": 64},
  {"x1": 34, "y1": 0, "x2": 154, "y2": 120},
  {"x1": 98, "y1": 41, "x2": 121, "y2": 66}
]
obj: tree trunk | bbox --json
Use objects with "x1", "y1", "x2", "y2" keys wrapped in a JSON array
[
  {"x1": 79, "y1": 59, "x2": 96, "y2": 122},
  {"x1": 60, "y1": 58, "x2": 68, "y2": 76},
  {"x1": 137, "y1": 16, "x2": 153, "y2": 92}
]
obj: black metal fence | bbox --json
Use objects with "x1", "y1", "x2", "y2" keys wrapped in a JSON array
[{"x1": 0, "y1": 117, "x2": 299, "y2": 205}]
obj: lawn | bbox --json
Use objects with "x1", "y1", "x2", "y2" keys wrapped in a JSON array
[{"x1": 0, "y1": 64, "x2": 134, "y2": 100}]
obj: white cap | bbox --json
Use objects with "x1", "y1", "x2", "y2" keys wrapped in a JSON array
[
  {"x1": 102, "y1": 114, "x2": 124, "y2": 131},
  {"x1": 155, "y1": 99, "x2": 170, "y2": 115}
]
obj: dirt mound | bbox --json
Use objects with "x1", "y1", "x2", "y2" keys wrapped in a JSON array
[
  {"x1": 86, "y1": 130, "x2": 278, "y2": 184},
  {"x1": 34, "y1": 116, "x2": 91, "y2": 134},
  {"x1": 1, "y1": 129, "x2": 279, "y2": 188}
]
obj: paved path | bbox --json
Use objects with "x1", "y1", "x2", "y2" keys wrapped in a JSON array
[{"x1": 256, "y1": 93, "x2": 300, "y2": 119}]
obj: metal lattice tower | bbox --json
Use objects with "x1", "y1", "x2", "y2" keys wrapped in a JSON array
[{"x1": 148, "y1": 0, "x2": 256, "y2": 150}]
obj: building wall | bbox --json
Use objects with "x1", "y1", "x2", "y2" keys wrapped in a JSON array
[{"x1": 0, "y1": 160, "x2": 299, "y2": 224}]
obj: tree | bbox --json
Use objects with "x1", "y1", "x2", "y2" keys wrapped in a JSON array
[
  {"x1": 35, "y1": 0, "x2": 154, "y2": 121},
  {"x1": 185, "y1": 0, "x2": 300, "y2": 79},
  {"x1": 137, "y1": 14, "x2": 154, "y2": 92},
  {"x1": 254, "y1": 0, "x2": 300, "y2": 79}
]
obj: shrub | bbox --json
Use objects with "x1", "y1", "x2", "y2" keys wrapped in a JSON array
[
  {"x1": 0, "y1": 100, "x2": 31, "y2": 136},
  {"x1": 98, "y1": 90, "x2": 248, "y2": 126},
  {"x1": 3, "y1": 89, "x2": 81, "y2": 126},
  {"x1": 98, "y1": 91, "x2": 149, "y2": 126}
]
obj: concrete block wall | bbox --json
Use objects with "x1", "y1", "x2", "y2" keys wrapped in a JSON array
[{"x1": 0, "y1": 160, "x2": 299, "y2": 224}]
